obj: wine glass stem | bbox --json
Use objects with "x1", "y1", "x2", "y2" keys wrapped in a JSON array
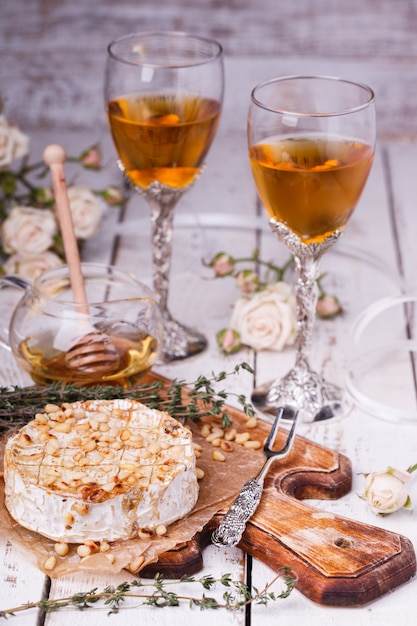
[
  {"x1": 293, "y1": 254, "x2": 319, "y2": 369},
  {"x1": 148, "y1": 195, "x2": 178, "y2": 314}
]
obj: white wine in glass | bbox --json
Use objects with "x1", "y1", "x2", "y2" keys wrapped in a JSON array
[
  {"x1": 248, "y1": 75, "x2": 375, "y2": 422},
  {"x1": 105, "y1": 31, "x2": 224, "y2": 360}
]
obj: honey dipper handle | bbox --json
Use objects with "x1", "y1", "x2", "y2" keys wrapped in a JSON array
[{"x1": 43, "y1": 144, "x2": 88, "y2": 308}]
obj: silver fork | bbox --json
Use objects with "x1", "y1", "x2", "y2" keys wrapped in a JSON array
[{"x1": 211, "y1": 405, "x2": 299, "y2": 547}]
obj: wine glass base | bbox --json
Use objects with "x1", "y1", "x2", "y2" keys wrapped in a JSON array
[
  {"x1": 161, "y1": 315, "x2": 207, "y2": 361},
  {"x1": 251, "y1": 365, "x2": 351, "y2": 423}
]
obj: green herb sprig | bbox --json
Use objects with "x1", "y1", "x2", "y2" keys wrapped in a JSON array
[
  {"x1": 0, "y1": 568, "x2": 296, "y2": 619},
  {"x1": 0, "y1": 363, "x2": 255, "y2": 434}
]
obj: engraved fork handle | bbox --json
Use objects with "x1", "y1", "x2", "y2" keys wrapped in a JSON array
[
  {"x1": 212, "y1": 406, "x2": 298, "y2": 548},
  {"x1": 211, "y1": 477, "x2": 264, "y2": 547}
]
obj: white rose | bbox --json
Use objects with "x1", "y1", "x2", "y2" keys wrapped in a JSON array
[
  {"x1": 362, "y1": 468, "x2": 412, "y2": 516},
  {"x1": 66, "y1": 184, "x2": 103, "y2": 239},
  {"x1": 3, "y1": 251, "x2": 63, "y2": 278},
  {"x1": 1, "y1": 206, "x2": 57, "y2": 254},
  {"x1": 230, "y1": 281, "x2": 297, "y2": 351},
  {"x1": 0, "y1": 114, "x2": 30, "y2": 169}
]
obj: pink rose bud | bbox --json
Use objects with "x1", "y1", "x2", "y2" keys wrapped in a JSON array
[
  {"x1": 216, "y1": 328, "x2": 241, "y2": 354},
  {"x1": 103, "y1": 185, "x2": 124, "y2": 206},
  {"x1": 236, "y1": 269, "x2": 259, "y2": 294},
  {"x1": 316, "y1": 294, "x2": 343, "y2": 319},
  {"x1": 34, "y1": 187, "x2": 54, "y2": 206},
  {"x1": 210, "y1": 252, "x2": 235, "y2": 277},
  {"x1": 80, "y1": 146, "x2": 102, "y2": 170}
]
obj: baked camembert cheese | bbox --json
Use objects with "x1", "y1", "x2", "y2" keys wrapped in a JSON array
[{"x1": 4, "y1": 399, "x2": 199, "y2": 543}]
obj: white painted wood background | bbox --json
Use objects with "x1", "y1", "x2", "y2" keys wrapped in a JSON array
[
  {"x1": 1, "y1": 2, "x2": 417, "y2": 624},
  {"x1": 2, "y1": 0, "x2": 417, "y2": 139}
]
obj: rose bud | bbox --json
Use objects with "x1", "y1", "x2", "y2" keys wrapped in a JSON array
[
  {"x1": 217, "y1": 328, "x2": 241, "y2": 354},
  {"x1": 102, "y1": 185, "x2": 124, "y2": 206},
  {"x1": 236, "y1": 269, "x2": 260, "y2": 294},
  {"x1": 209, "y1": 252, "x2": 235, "y2": 277},
  {"x1": 316, "y1": 294, "x2": 343, "y2": 319},
  {"x1": 79, "y1": 145, "x2": 102, "y2": 170}
]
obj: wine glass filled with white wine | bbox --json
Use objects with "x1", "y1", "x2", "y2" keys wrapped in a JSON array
[
  {"x1": 105, "y1": 31, "x2": 224, "y2": 360},
  {"x1": 248, "y1": 75, "x2": 375, "y2": 422}
]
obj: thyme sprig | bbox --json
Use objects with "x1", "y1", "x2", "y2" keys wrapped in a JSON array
[
  {"x1": 0, "y1": 363, "x2": 255, "y2": 434},
  {"x1": 0, "y1": 568, "x2": 296, "y2": 619}
]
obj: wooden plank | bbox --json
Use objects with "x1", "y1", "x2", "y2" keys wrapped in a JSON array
[
  {"x1": 44, "y1": 546, "x2": 246, "y2": 626},
  {"x1": 2, "y1": 2, "x2": 417, "y2": 138},
  {"x1": 0, "y1": 535, "x2": 46, "y2": 626}
]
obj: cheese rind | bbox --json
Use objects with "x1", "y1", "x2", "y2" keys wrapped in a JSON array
[{"x1": 4, "y1": 399, "x2": 199, "y2": 543}]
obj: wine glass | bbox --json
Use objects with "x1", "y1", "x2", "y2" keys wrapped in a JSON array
[
  {"x1": 105, "y1": 31, "x2": 224, "y2": 360},
  {"x1": 248, "y1": 75, "x2": 375, "y2": 422}
]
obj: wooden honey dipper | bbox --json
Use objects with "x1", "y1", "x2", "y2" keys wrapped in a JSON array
[{"x1": 43, "y1": 144, "x2": 120, "y2": 375}]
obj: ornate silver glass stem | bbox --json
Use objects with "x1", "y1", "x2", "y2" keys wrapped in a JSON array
[
  {"x1": 251, "y1": 219, "x2": 347, "y2": 423},
  {"x1": 134, "y1": 177, "x2": 207, "y2": 361}
]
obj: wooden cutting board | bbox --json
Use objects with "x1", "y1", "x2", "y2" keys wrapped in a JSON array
[{"x1": 140, "y1": 379, "x2": 416, "y2": 607}]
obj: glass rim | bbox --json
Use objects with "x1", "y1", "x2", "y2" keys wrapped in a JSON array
[
  {"x1": 250, "y1": 74, "x2": 375, "y2": 117},
  {"x1": 107, "y1": 30, "x2": 223, "y2": 69},
  {"x1": 32, "y1": 262, "x2": 158, "y2": 306}
]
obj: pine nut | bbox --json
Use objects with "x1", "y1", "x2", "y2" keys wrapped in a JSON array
[
  {"x1": 52, "y1": 422, "x2": 72, "y2": 434},
  {"x1": 89, "y1": 418, "x2": 99, "y2": 430},
  {"x1": 61, "y1": 457, "x2": 75, "y2": 469},
  {"x1": 101, "y1": 481, "x2": 116, "y2": 492},
  {"x1": 200, "y1": 424, "x2": 211, "y2": 438},
  {"x1": 212, "y1": 449, "x2": 226, "y2": 462},
  {"x1": 63, "y1": 512, "x2": 74, "y2": 525},
  {"x1": 38, "y1": 432, "x2": 52, "y2": 442},
  {"x1": 205, "y1": 432, "x2": 220, "y2": 443},
  {"x1": 74, "y1": 423, "x2": 89, "y2": 432},
  {"x1": 71, "y1": 502, "x2": 89, "y2": 516},
  {"x1": 220, "y1": 440, "x2": 234, "y2": 452},
  {"x1": 244, "y1": 440, "x2": 262, "y2": 450},
  {"x1": 45, "y1": 438, "x2": 60, "y2": 455},
  {"x1": 235, "y1": 432, "x2": 250, "y2": 445},
  {"x1": 155, "y1": 524, "x2": 167, "y2": 536},
  {"x1": 35, "y1": 413, "x2": 48, "y2": 424},
  {"x1": 77, "y1": 544, "x2": 91, "y2": 557},
  {"x1": 44, "y1": 404, "x2": 60, "y2": 414},
  {"x1": 148, "y1": 442, "x2": 161, "y2": 454},
  {"x1": 224, "y1": 427, "x2": 237, "y2": 441},
  {"x1": 121, "y1": 429, "x2": 131, "y2": 441},
  {"x1": 81, "y1": 440, "x2": 96, "y2": 453},
  {"x1": 246, "y1": 416, "x2": 258, "y2": 429},
  {"x1": 44, "y1": 555, "x2": 57, "y2": 571},
  {"x1": 128, "y1": 555, "x2": 145, "y2": 573},
  {"x1": 138, "y1": 527, "x2": 153, "y2": 539},
  {"x1": 120, "y1": 462, "x2": 136, "y2": 471},
  {"x1": 84, "y1": 540, "x2": 99, "y2": 554},
  {"x1": 19, "y1": 433, "x2": 32, "y2": 446},
  {"x1": 196, "y1": 467, "x2": 205, "y2": 480},
  {"x1": 54, "y1": 542, "x2": 69, "y2": 556}
]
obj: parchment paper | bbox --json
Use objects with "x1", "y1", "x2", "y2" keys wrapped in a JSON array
[{"x1": 0, "y1": 421, "x2": 265, "y2": 578}]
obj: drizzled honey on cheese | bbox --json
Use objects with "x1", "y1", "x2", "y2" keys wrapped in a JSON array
[{"x1": 4, "y1": 399, "x2": 199, "y2": 543}]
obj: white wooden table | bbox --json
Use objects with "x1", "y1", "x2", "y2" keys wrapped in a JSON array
[{"x1": 1, "y1": 59, "x2": 417, "y2": 625}]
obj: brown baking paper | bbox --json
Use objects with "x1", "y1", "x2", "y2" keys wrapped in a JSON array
[{"x1": 0, "y1": 420, "x2": 265, "y2": 578}]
